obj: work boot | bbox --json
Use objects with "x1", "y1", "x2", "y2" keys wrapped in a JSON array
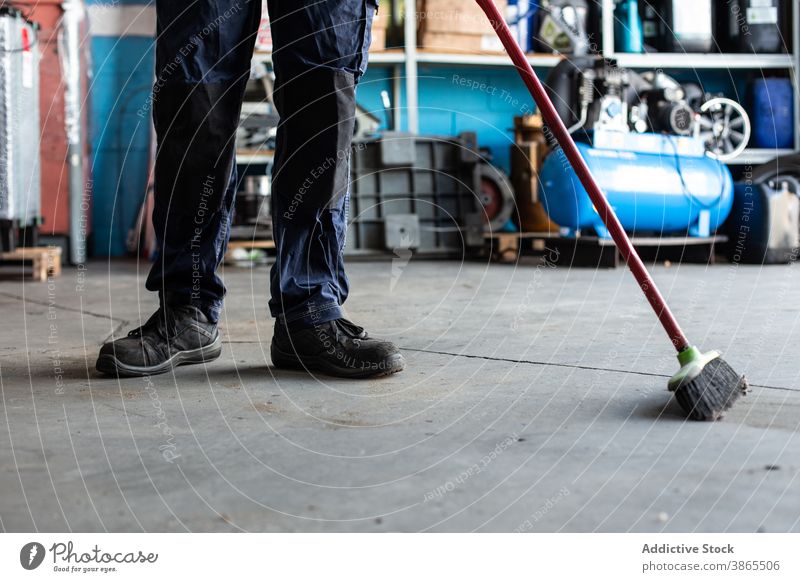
[
  {"x1": 96, "y1": 304, "x2": 222, "y2": 377},
  {"x1": 271, "y1": 318, "x2": 405, "y2": 379}
]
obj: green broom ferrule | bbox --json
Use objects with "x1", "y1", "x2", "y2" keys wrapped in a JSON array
[
  {"x1": 677, "y1": 346, "x2": 702, "y2": 367},
  {"x1": 668, "y1": 346, "x2": 721, "y2": 392}
]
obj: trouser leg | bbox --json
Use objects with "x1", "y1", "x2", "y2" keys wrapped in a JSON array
[
  {"x1": 146, "y1": 0, "x2": 261, "y2": 322},
  {"x1": 267, "y1": 0, "x2": 376, "y2": 329}
]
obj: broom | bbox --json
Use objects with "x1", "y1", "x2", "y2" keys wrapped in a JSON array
[{"x1": 475, "y1": 0, "x2": 747, "y2": 420}]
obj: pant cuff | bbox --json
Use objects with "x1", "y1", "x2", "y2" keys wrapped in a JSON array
[
  {"x1": 277, "y1": 301, "x2": 343, "y2": 331},
  {"x1": 161, "y1": 290, "x2": 222, "y2": 324}
]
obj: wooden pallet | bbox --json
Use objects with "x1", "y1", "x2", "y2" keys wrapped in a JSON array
[
  {"x1": 485, "y1": 232, "x2": 728, "y2": 267},
  {"x1": 0, "y1": 246, "x2": 62, "y2": 281}
]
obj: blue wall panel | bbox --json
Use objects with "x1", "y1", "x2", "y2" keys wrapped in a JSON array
[
  {"x1": 356, "y1": 67, "x2": 394, "y2": 127},
  {"x1": 358, "y1": 65, "x2": 543, "y2": 173},
  {"x1": 89, "y1": 35, "x2": 154, "y2": 256}
]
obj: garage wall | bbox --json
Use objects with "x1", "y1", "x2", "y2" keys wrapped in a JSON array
[
  {"x1": 87, "y1": 0, "x2": 155, "y2": 257},
  {"x1": 414, "y1": 66, "x2": 537, "y2": 172},
  {"x1": 85, "y1": 4, "x2": 532, "y2": 256}
]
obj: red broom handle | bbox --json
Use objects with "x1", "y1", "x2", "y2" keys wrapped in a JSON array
[{"x1": 475, "y1": 0, "x2": 690, "y2": 352}]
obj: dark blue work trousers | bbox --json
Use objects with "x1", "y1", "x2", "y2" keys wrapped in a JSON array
[{"x1": 146, "y1": 0, "x2": 376, "y2": 328}]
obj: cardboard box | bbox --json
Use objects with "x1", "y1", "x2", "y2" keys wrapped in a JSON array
[
  {"x1": 418, "y1": 31, "x2": 503, "y2": 53},
  {"x1": 417, "y1": 0, "x2": 506, "y2": 36},
  {"x1": 370, "y1": 26, "x2": 387, "y2": 51},
  {"x1": 373, "y1": 3, "x2": 390, "y2": 30},
  {"x1": 417, "y1": 0, "x2": 508, "y2": 52},
  {"x1": 369, "y1": 0, "x2": 389, "y2": 51}
]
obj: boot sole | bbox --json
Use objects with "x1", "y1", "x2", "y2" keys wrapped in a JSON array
[
  {"x1": 96, "y1": 335, "x2": 223, "y2": 378},
  {"x1": 271, "y1": 343, "x2": 405, "y2": 379}
]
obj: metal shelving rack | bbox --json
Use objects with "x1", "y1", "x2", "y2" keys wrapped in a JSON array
[
  {"x1": 599, "y1": 0, "x2": 800, "y2": 165},
  {"x1": 391, "y1": 0, "x2": 799, "y2": 165},
  {"x1": 246, "y1": 1, "x2": 799, "y2": 166}
]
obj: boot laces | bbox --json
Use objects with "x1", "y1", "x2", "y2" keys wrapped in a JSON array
[
  {"x1": 326, "y1": 318, "x2": 365, "y2": 348},
  {"x1": 128, "y1": 306, "x2": 182, "y2": 341}
]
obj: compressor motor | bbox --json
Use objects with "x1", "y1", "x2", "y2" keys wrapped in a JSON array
[{"x1": 545, "y1": 57, "x2": 751, "y2": 161}]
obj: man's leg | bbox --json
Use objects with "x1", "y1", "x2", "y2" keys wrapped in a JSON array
[
  {"x1": 267, "y1": 0, "x2": 405, "y2": 378},
  {"x1": 267, "y1": 0, "x2": 377, "y2": 327},
  {"x1": 97, "y1": 0, "x2": 260, "y2": 377},
  {"x1": 147, "y1": 0, "x2": 261, "y2": 320}
]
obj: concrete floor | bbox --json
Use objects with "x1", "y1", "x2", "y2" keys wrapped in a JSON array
[{"x1": 0, "y1": 256, "x2": 798, "y2": 532}]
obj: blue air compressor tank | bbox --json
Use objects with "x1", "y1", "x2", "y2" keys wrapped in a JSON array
[{"x1": 539, "y1": 131, "x2": 734, "y2": 237}]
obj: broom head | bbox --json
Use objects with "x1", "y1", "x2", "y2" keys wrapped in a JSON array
[{"x1": 668, "y1": 347, "x2": 748, "y2": 421}]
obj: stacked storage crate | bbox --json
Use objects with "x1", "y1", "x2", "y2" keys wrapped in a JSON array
[{"x1": 348, "y1": 133, "x2": 484, "y2": 255}]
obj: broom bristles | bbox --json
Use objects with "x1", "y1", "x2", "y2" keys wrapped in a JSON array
[{"x1": 673, "y1": 356, "x2": 748, "y2": 421}]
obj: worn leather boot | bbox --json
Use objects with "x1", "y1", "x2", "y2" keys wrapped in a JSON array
[
  {"x1": 96, "y1": 305, "x2": 221, "y2": 377},
  {"x1": 271, "y1": 318, "x2": 405, "y2": 379}
]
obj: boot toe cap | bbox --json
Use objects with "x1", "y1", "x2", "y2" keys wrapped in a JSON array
[{"x1": 98, "y1": 337, "x2": 149, "y2": 368}]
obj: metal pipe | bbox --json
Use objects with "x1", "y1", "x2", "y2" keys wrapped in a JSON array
[{"x1": 61, "y1": 0, "x2": 87, "y2": 265}]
